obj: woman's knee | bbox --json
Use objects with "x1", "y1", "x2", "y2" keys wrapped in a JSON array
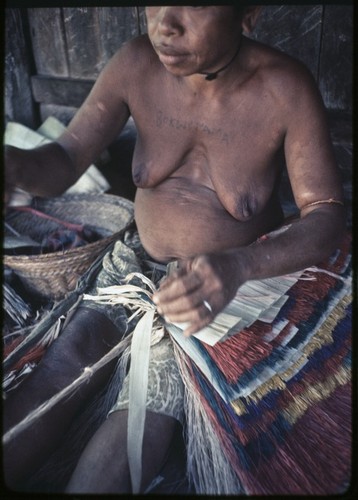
[
  {"x1": 66, "y1": 410, "x2": 179, "y2": 493},
  {"x1": 45, "y1": 307, "x2": 122, "y2": 368}
]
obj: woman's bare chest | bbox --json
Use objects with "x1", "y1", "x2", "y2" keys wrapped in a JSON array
[{"x1": 130, "y1": 98, "x2": 284, "y2": 220}]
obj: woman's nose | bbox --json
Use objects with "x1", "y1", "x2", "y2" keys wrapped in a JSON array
[{"x1": 156, "y1": 7, "x2": 183, "y2": 37}]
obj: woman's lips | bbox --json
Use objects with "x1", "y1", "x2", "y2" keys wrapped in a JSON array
[{"x1": 156, "y1": 45, "x2": 189, "y2": 66}]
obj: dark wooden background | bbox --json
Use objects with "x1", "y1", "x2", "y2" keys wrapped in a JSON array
[{"x1": 5, "y1": 5, "x2": 353, "y2": 129}]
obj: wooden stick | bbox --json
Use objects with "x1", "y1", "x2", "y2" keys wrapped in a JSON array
[{"x1": 3, "y1": 334, "x2": 132, "y2": 444}]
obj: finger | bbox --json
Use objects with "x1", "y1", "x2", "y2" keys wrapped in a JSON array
[
  {"x1": 157, "y1": 268, "x2": 186, "y2": 290},
  {"x1": 163, "y1": 299, "x2": 213, "y2": 328},
  {"x1": 153, "y1": 271, "x2": 202, "y2": 305},
  {"x1": 154, "y1": 286, "x2": 202, "y2": 319},
  {"x1": 159, "y1": 257, "x2": 196, "y2": 290},
  {"x1": 156, "y1": 285, "x2": 212, "y2": 317}
]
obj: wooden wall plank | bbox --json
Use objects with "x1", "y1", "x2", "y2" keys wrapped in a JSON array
[
  {"x1": 62, "y1": 7, "x2": 140, "y2": 79},
  {"x1": 5, "y1": 8, "x2": 38, "y2": 128},
  {"x1": 62, "y1": 7, "x2": 104, "y2": 79},
  {"x1": 31, "y1": 75, "x2": 94, "y2": 107},
  {"x1": 4, "y1": 5, "x2": 353, "y2": 128},
  {"x1": 137, "y1": 7, "x2": 147, "y2": 34},
  {"x1": 97, "y1": 7, "x2": 141, "y2": 68},
  {"x1": 318, "y1": 5, "x2": 353, "y2": 112},
  {"x1": 27, "y1": 8, "x2": 69, "y2": 77},
  {"x1": 250, "y1": 5, "x2": 323, "y2": 81}
]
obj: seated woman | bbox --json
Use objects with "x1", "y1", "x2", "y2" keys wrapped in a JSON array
[{"x1": 4, "y1": 5, "x2": 348, "y2": 495}]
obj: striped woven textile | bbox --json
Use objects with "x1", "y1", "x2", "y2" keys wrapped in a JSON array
[{"x1": 172, "y1": 232, "x2": 352, "y2": 495}]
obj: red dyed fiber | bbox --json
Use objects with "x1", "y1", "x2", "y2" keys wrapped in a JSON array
[
  {"x1": 203, "y1": 324, "x2": 273, "y2": 384},
  {"x1": 235, "y1": 383, "x2": 352, "y2": 495},
  {"x1": 4, "y1": 335, "x2": 47, "y2": 372},
  {"x1": 178, "y1": 232, "x2": 351, "y2": 495},
  {"x1": 12, "y1": 345, "x2": 46, "y2": 372},
  {"x1": 270, "y1": 321, "x2": 295, "y2": 347},
  {"x1": 231, "y1": 337, "x2": 351, "y2": 441},
  {"x1": 287, "y1": 272, "x2": 337, "y2": 325}
]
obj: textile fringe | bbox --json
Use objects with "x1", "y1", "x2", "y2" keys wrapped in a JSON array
[
  {"x1": 173, "y1": 341, "x2": 245, "y2": 495},
  {"x1": 169, "y1": 235, "x2": 351, "y2": 495},
  {"x1": 226, "y1": 328, "x2": 351, "y2": 447},
  {"x1": 202, "y1": 325, "x2": 273, "y2": 385},
  {"x1": 282, "y1": 363, "x2": 351, "y2": 425},
  {"x1": 103, "y1": 344, "x2": 132, "y2": 413},
  {"x1": 239, "y1": 383, "x2": 352, "y2": 495},
  {"x1": 231, "y1": 293, "x2": 352, "y2": 413},
  {"x1": 178, "y1": 358, "x2": 351, "y2": 494}
]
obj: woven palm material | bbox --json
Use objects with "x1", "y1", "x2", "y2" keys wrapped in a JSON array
[
  {"x1": 173, "y1": 232, "x2": 352, "y2": 495},
  {"x1": 4, "y1": 193, "x2": 134, "y2": 300},
  {"x1": 2, "y1": 227, "x2": 352, "y2": 494}
]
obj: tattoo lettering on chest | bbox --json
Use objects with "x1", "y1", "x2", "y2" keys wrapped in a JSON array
[{"x1": 156, "y1": 110, "x2": 230, "y2": 144}]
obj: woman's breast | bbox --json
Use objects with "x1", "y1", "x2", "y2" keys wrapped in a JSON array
[{"x1": 134, "y1": 177, "x2": 283, "y2": 262}]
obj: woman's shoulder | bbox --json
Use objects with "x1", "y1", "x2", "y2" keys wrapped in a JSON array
[{"x1": 245, "y1": 36, "x2": 319, "y2": 102}]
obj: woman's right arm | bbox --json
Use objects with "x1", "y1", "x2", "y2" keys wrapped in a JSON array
[
  {"x1": 5, "y1": 142, "x2": 79, "y2": 205},
  {"x1": 5, "y1": 39, "x2": 136, "y2": 206}
]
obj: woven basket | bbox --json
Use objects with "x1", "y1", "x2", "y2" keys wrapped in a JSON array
[{"x1": 4, "y1": 193, "x2": 134, "y2": 300}]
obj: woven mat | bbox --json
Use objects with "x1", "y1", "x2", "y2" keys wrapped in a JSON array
[
  {"x1": 175, "y1": 232, "x2": 352, "y2": 495},
  {"x1": 3, "y1": 231, "x2": 352, "y2": 494}
]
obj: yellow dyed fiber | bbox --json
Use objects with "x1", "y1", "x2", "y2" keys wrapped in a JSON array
[
  {"x1": 282, "y1": 364, "x2": 351, "y2": 426},
  {"x1": 231, "y1": 294, "x2": 351, "y2": 416}
]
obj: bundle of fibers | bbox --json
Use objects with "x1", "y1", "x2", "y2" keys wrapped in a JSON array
[{"x1": 173, "y1": 232, "x2": 352, "y2": 495}]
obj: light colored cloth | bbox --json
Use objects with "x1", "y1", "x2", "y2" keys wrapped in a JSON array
[
  {"x1": 111, "y1": 335, "x2": 184, "y2": 424},
  {"x1": 81, "y1": 229, "x2": 185, "y2": 425}
]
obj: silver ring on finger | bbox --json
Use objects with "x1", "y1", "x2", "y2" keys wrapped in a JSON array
[{"x1": 203, "y1": 300, "x2": 213, "y2": 314}]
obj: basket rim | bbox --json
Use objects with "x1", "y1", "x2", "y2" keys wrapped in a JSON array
[
  {"x1": 4, "y1": 193, "x2": 135, "y2": 265},
  {"x1": 4, "y1": 231, "x2": 122, "y2": 265},
  {"x1": 4, "y1": 193, "x2": 135, "y2": 299}
]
